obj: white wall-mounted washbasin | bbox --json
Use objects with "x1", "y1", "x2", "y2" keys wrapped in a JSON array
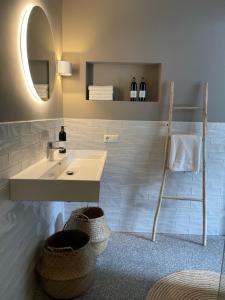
[{"x1": 10, "y1": 150, "x2": 107, "y2": 202}]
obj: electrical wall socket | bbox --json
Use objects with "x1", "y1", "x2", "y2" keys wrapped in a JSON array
[{"x1": 104, "y1": 134, "x2": 119, "y2": 143}]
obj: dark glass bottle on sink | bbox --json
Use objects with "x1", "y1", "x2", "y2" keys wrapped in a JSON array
[{"x1": 59, "y1": 126, "x2": 66, "y2": 153}]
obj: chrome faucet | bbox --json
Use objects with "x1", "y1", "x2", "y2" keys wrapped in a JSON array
[{"x1": 47, "y1": 141, "x2": 65, "y2": 160}]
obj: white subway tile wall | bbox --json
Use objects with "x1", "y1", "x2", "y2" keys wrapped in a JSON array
[
  {"x1": 1, "y1": 118, "x2": 225, "y2": 300},
  {"x1": 0, "y1": 119, "x2": 64, "y2": 300},
  {"x1": 64, "y1": 119, "x2": 225, "y2": 235}
]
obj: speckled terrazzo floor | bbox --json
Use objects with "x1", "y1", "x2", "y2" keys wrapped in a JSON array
[{"x1": 35, "y1": 233, "x2": 225, "y2": 300}]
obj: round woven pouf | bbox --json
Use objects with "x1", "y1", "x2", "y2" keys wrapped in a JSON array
[{"x1": 146, "y1": 270, "x2": 223, "y2": 300}]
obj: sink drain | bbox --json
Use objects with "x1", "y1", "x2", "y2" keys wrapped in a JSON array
[{"x1": 66, "y1": 170, "x2": 74, "y2": 175}]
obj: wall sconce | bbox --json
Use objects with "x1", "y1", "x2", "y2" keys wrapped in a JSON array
[{"x1": 57, "y1": 61, "x2": 72, "y2": 76}]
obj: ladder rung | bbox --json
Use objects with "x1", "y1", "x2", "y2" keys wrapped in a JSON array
[
  {"x1": 173, "y1": 106, "x2": 201, "y2": 110},
  {"x1": 162, "y1": 195, "x2": 203, "y2": 202}
]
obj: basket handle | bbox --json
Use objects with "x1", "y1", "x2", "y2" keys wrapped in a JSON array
[
  {"x1": 73, "y1": 212, "x2": 89, "y2": 221},
  {"x1": 63, "y1": 212, "x2": 89, "y2": 230},
  {"x1": 46, "y1": 246, "x2": 74, "y2": 252}
]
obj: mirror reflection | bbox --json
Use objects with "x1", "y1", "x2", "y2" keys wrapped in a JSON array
[{"x1": 27, "y1": 6, "x2": 55, "y2": 101}]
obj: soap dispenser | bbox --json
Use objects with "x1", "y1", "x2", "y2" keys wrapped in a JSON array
[{"x1": 59, "y1": 126, "x2": 66, "y2": 153}]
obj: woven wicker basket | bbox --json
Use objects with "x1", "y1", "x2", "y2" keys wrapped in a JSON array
[
  {"x1": 64, "y1": 207, "x2": 111, "y2": 255},
  {"x1": 37, "y1": 230, "x2": 96, "y2": 299}
]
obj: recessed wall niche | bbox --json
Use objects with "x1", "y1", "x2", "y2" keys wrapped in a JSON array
[{"x1": 86, "y1": 62, "x2": 162, "y2": 102}]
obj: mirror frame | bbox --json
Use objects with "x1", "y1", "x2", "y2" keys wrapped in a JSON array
[{"x1": 20, "y1": 4, "x2": 55, "y2": 102}]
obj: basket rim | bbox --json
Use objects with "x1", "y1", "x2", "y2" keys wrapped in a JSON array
[
  {"x1": 73, "y1": 207, "x2": 104, "y2": 220},
  {"x1": 44, "y1": 229, "x2": 91, "y2": 253}
]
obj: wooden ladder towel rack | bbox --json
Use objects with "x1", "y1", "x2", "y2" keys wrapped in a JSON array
[{"x1": 151, "y1": 81, "x2": 208, "y2": 246}]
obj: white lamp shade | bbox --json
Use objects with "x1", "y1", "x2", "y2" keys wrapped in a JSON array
[{"x1": 57, "y1": 61, "x2": 72, "y2": 76}]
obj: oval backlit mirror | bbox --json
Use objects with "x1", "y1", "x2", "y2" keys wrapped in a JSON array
[{"x1": 21, "y1": 5, "x2": 56, "y2": 101}]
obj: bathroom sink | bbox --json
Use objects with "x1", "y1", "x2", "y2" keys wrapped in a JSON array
[{"x1": 10, "y1": 150, "x2": 107, "y2": 202}]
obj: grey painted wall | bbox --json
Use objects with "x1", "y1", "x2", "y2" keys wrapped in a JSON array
[
  {"x1": 0, "y1": 0, "x2": 63, "y2": 122},
  {"x1": 62, "y1": 0, "x2": 225, "y2": 121}
]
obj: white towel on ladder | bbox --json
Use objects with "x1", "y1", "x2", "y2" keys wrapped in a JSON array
[{"x1": 169, "y1": 134, "x2": 201, "y2": 172}]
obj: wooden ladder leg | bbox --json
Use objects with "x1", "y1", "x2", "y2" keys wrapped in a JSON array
[
  {"x1": 152, "y1": 81, "x2": 174, "y2": 242},
  {"x1": 152, "y1": 169, "x2": 168, "y2": 242},
  {"x1": 202, "y1": 170, "x2": 207, "y2": 246}
]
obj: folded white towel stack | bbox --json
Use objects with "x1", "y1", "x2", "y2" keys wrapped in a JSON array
[
  {"x1": 169, "y1": 134, "x2": 201, "y2": 172},
  {"x1": 88, "y1": 85, "x2": 114, "y2": 100}
]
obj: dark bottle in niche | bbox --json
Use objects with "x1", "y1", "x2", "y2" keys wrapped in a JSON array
[
  {"x1": 139, "y1": 77, "x2": 147, "y2": 101},
  {"x1": 59, "y1": 126, "x2": 66, "y2": 153},
  {"x1": 130, "y1": 77, "x2": 138, "y2": 101}
]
